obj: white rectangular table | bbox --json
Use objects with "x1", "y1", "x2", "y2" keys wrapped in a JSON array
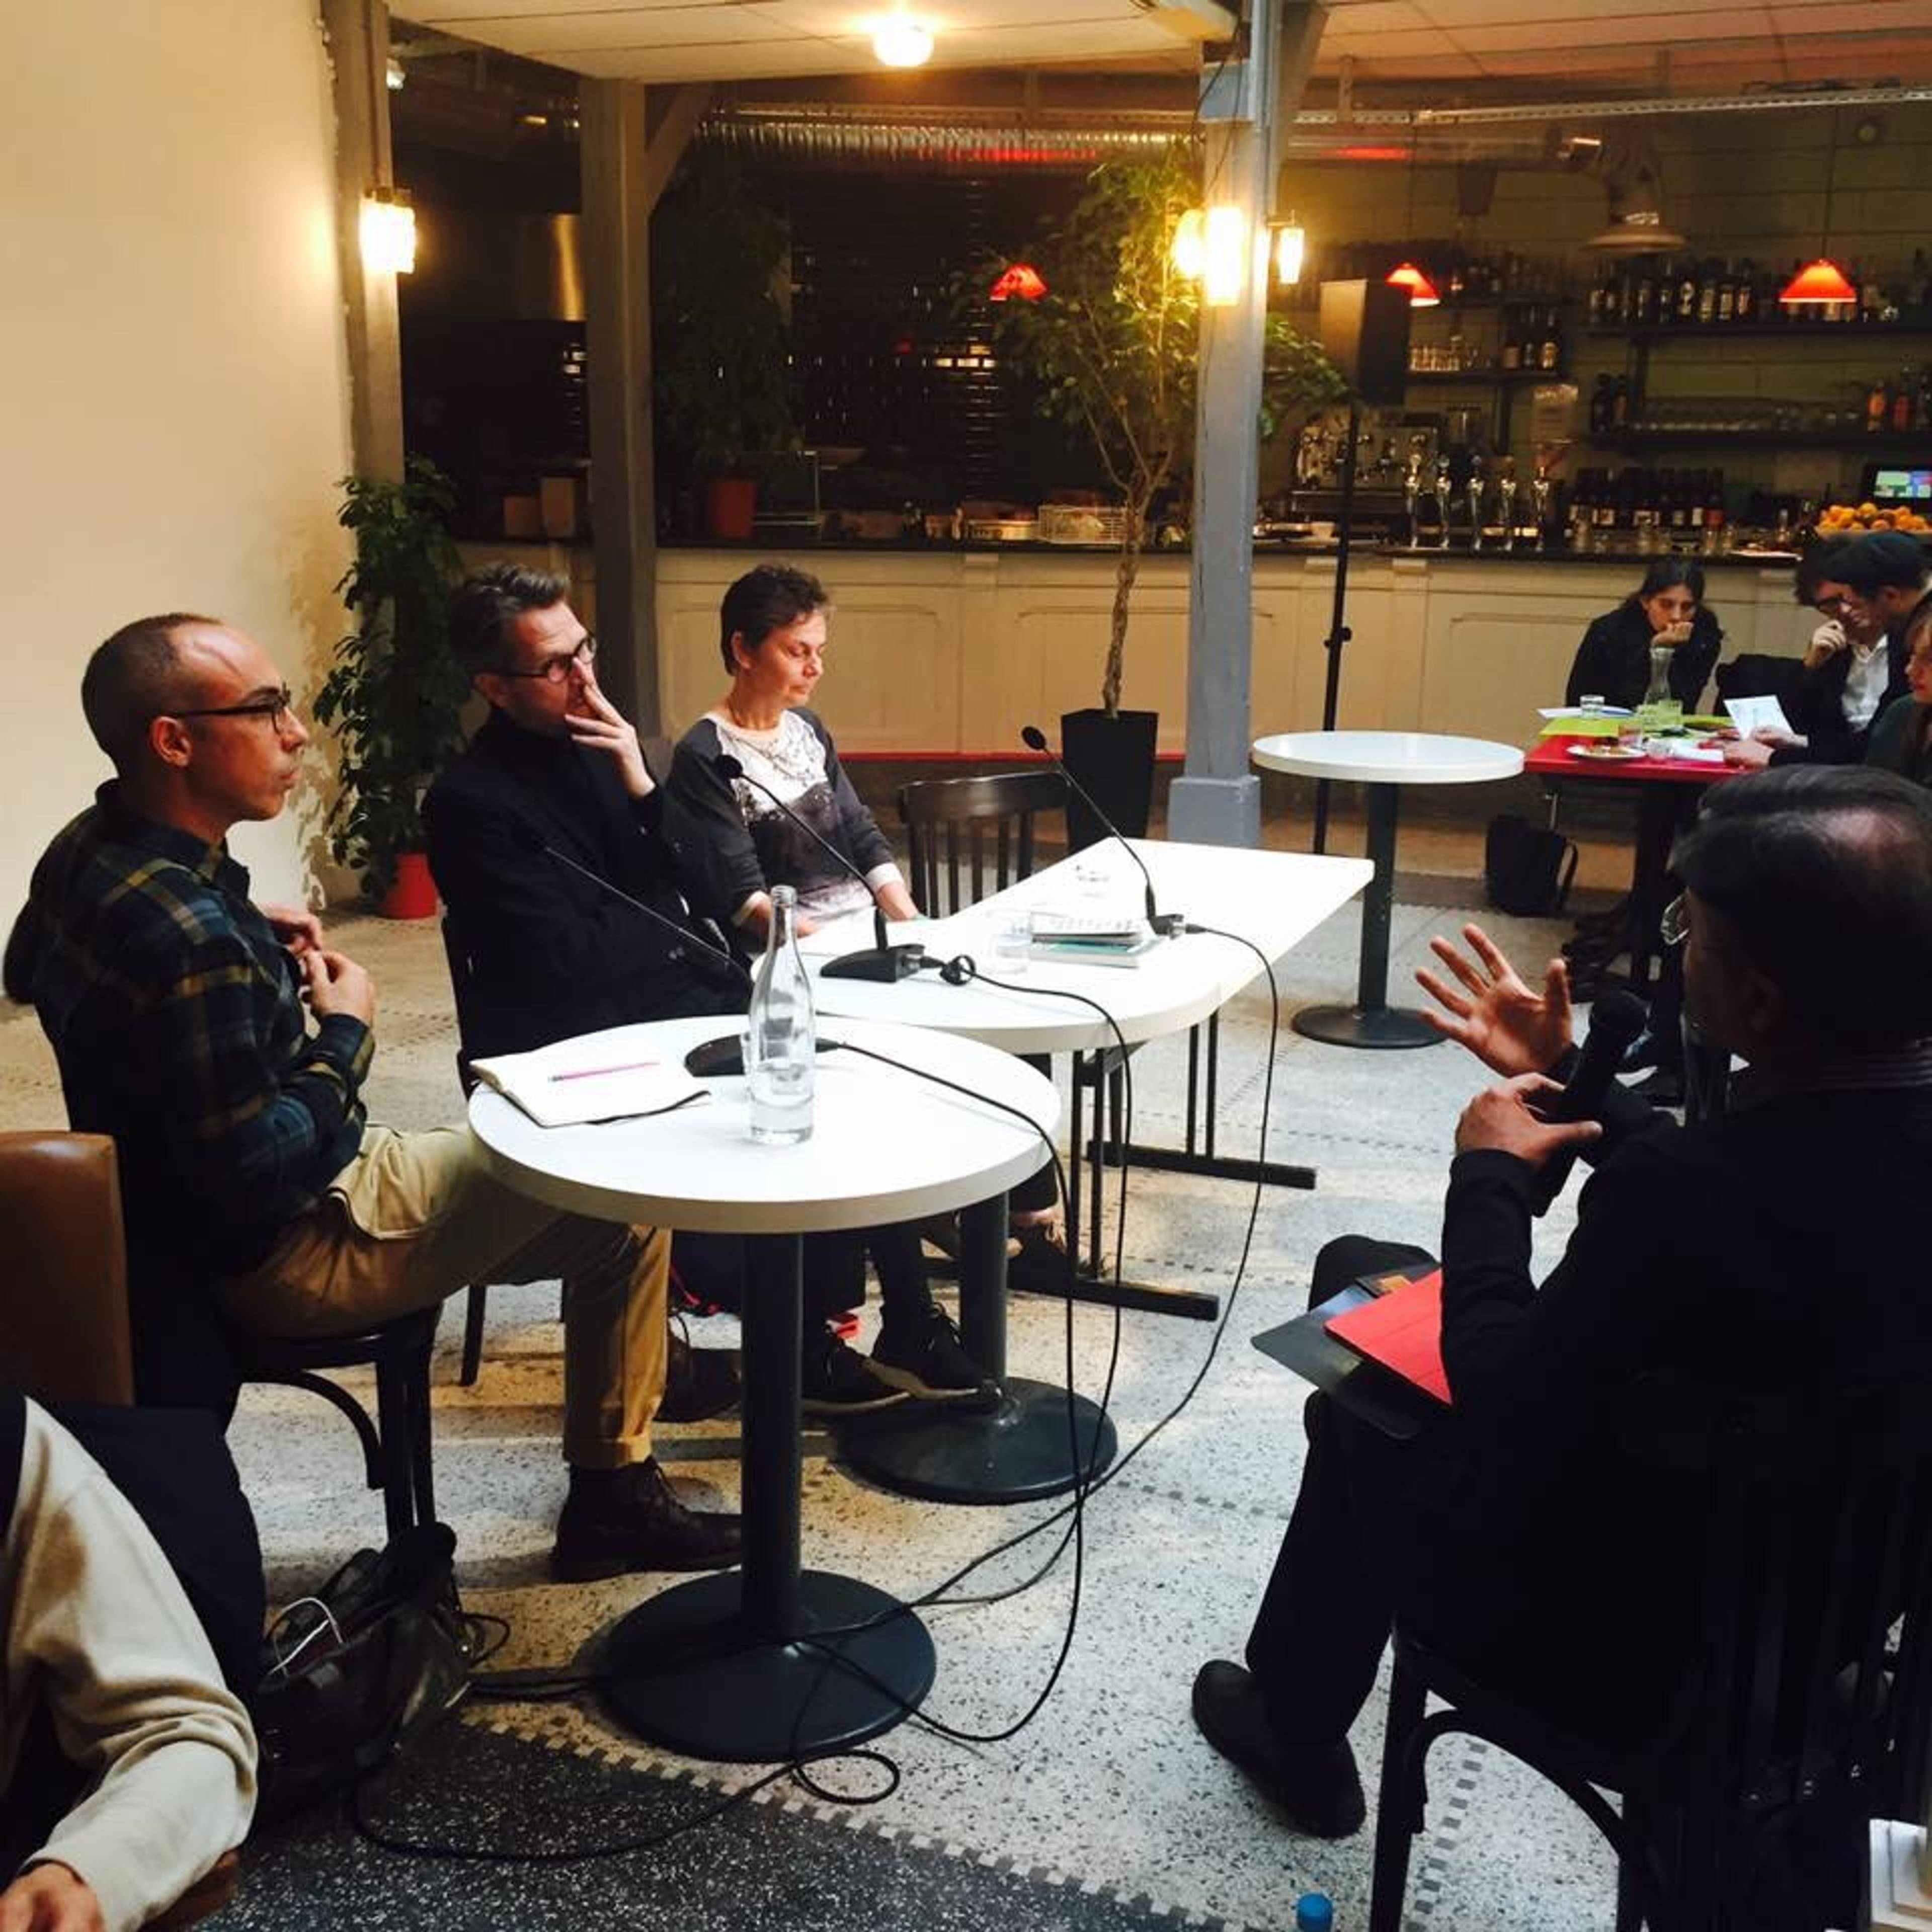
[{"x1": 801, "y1": 838, "x2": 1373, "y2": 1318}]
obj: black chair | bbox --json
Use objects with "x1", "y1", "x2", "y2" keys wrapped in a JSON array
[
  {"x1": 898, "y1": 770, "x2": 1067, "y2": 915},
  {"x1": 234, "y1": 1307, "x2": 441, "y2": 1540},
  {"x1": 1368, "y1": 1381, "x2": 1932, "y2": 1932},
  {"x1": 439, "y1": 915, "x2": 492, "y2": 1387}
]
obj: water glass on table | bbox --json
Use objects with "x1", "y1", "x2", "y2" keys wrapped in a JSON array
[{"x1": 990, "y1": 908, "x2": 1032, "y2": 976}]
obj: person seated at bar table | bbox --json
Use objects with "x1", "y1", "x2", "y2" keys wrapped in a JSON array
[
  {"x1": 1190, "y1": 765, "x2": 1932, "y2": 1932},
  {"x1": 664, "y1": 563, "x2": 1031, "y2": 1405},
  {"x1": 1564, "y1": 557, "x2": 1722, "y2": 713},
  {"x1": 1865, "y1": 618, "x2": 1932, "y2": 787},
  {"x1": 1724, "y1": 535, "x2": 1911, "y2": 770}
]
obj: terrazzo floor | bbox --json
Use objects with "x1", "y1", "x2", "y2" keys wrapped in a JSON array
[{"x1": 0, "y1": 810, "x2": 1647, "y2": 1932}]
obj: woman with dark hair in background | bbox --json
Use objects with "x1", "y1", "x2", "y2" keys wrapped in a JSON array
[
  {"x1": 1866, "y1": 621, "x2": 1932, "y2": 787},
  {"x1": 1565, "y1": 557, "x2": 1722, "y2": 713}
]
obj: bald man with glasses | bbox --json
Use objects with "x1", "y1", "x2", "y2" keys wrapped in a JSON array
[{"x1": 5, "y1": 612, "x2": 742, "y2": 1581}]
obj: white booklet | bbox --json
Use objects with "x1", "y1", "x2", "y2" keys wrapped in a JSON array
[
  {"x1": 1723, "y1": 693, "x2": 1795, "y2": 739},
  {"x1": 469, "y1": 1041, "x2": 711, "y2": 1129}
]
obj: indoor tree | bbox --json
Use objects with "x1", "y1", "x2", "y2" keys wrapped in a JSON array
[{"x1": 987, "y1": 149, "x2": 1344, "y2": 716}]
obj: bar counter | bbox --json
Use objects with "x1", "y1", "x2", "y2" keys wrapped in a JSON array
[{"x1": 462, "y1": 539, "x2": 1819, "y2": 756}]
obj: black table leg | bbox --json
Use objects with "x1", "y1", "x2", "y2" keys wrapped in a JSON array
[
  {"x1": 600, "y1": 1232, "x2": 935, "y2": 1760},
  {"x1": 1294, "y1": 781, "x2": 1441, "y2": 1049},
  {"x1": 842, "y1": 1191, "x2": 1118, "y2": 1503}
]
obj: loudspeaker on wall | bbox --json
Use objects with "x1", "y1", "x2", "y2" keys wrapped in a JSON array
[{"x1": 1318, "y1": 280, "x2": 1412, "y2": 408}]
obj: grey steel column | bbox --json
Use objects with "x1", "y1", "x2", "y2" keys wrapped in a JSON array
[{"x1": 1169, "y1": 2, "x2": 1327, "y2": 849}]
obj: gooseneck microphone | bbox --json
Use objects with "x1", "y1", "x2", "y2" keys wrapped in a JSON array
[
  {"x1": 529, "y1": 835, "x2": 751, "y2": 990},
  {"x1": 712, "y1": 753, "x2": 927, "y2": 984},
  {"x1": 1524, "y1": 989, "x2": 1647, "y2": 1216},
  {"x1": 1018, "y1": 725, "x2": 1184, "y2": 938}
]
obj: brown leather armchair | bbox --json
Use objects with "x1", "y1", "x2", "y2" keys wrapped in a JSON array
[{"x1": 0, "y1": 1131, "x2": 133, "y2": 1405}]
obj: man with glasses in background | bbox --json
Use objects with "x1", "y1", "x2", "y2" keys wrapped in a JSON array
[{"x1": 6, "y1": 612, "x2": 742, "y2": 1580}]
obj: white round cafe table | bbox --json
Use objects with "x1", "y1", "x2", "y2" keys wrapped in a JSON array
[
  {"x1": 1253, "y1": 731, "x2": 1523, "y2": 1049},
  {"x1": 470, "y1": 1014, "x2": 1058, "y2": 1762}
]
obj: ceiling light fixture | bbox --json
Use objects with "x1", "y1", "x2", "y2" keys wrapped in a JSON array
[
  {"x1": 989, "y1": 262, "x2": 1046, "y2": 302},
  {"x1": 1384, "y1": 138, "x2": 1438, "y2": 308},
  {"x1": 872, "y1": 15, "x2": 935, "y2": 67},
  {"x1": 1781, "y1": 118, "x2": 1855, "y2": 307}
]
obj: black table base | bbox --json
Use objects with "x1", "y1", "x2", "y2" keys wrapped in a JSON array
[
  {"x1": 596, "y1": 1232, "x2": 933, "y2": 1761},
  {"x1": 842, "y1": 1376, "x2": 1116, "y2": 1504},
  {"x1": 1292, "y1": 1002, "x2": 1440, "y2": 1049},
  {"x1": 600, "y1": 1568, "x2": 933, "y2": 1762},
  {"x1": 1295, "y1": 779, "x2": 1444, "y2": 1053},
  {"x1": 843, "y1": 1195, "x2": 1119, "y2": 1504}
]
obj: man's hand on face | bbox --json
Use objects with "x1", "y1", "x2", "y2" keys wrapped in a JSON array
[
  {"x1": 258, "y1": 902, "x2": 323, "y2": 956},
  {"x1": 0, "y1": 1863, "x2": 106, "y2": 1932},
  {"x1": 302, "y1": 948, "x2": 377, "y2": 1028},
  {"x1": 564, "y1": 665, "x2": 653, "y2": 798},
  {"x1": 1455, "y1": 1072, "x2": 1604, "y2": 1165},
  {"x1": 1414, "y1": 922, "x2": 1575, "y2": 1076}
]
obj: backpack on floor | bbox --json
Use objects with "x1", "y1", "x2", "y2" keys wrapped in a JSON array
[{"x1": 1483, "y1": 814, "x2": 1579, "y2": 918}]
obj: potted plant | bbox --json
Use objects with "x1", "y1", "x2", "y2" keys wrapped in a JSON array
[
  {"x1": 312, "y1": 458, "x2": 471, "y2": 916},
  {"x1": 988, "y1": 150, "x2": 1343, "y2": 840},
  {"x1": 651, "y1": 148, "x2": 797, "y2": 539}
]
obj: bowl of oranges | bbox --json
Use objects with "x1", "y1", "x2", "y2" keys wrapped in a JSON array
[{"x1": 1816, "y1": 502, "x2": 1931, "y2": 535}]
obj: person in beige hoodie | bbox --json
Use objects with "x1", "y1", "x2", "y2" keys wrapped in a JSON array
[{"x1": 1, "y1": 1392, "x2": 256, "y2": 1932}]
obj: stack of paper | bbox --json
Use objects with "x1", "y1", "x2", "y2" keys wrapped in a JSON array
[{"x1": 470, "y1": 1042, "x2": 711, "y2": 1128}]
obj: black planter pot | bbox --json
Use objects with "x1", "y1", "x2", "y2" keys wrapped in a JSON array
[{"x1": 1060, "y1": 707, "x2": 1158, "y2": 852}]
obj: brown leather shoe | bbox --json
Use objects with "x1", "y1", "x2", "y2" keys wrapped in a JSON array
[
  {"x1": 659, "y1": 1324, "x2": 741, "y2": 1423},
  {"x1": 551, "y1": 1459, "x2": 742, "y2": 1581}
]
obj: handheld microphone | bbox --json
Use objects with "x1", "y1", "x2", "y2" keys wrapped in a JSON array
[
  {"x1": 528, "y1": 836, "x2": 751, "y2": 991},
  {"x1": 1018, "y1": 725, "x2": 1184, "y2": 938},
  {"x1": 712, "y1": 753, "x2": 927, "y2": 984},
  {"x1": 1524, "y1": 989, "x2": 1647, "y2": 1216}
]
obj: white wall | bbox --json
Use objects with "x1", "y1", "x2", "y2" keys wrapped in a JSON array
[{"x1": 0, "y1": 0, "x2": 353, "y2": 913}]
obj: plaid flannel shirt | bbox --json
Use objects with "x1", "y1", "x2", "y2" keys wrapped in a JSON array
[{"x1": 7, "y1": 784, "x2": 371, "y2": 1283}]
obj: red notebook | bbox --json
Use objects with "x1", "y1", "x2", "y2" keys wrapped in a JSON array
[{"x1": 1323, "y1": 1268, "x2": 1451, "y2": 1405}]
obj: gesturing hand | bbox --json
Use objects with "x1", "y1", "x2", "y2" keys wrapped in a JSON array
[
  {"x1": 258, "y1": 902, "x2": 323, "y2": 956},
  {"x1": 302, "y1": 948, "x2": 377, "y2": 1028},
  {"x1": 1455, "y1": 1072, "x2": 1603, "y2": 1165},
  {"x1": 1414, "y1": 922, "x2": 1574, "y2": 1077},
  {"x1": 564, "y1": 663, "x2": 652, "y2": 798}
]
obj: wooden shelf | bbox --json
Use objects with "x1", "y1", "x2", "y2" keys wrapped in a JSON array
[
  {"x1": 1602, "y1": 429, "x2": 1931, "y2": 450},
  {"x1": 1407, "y1": 367, "x2": 1567, "y2": 384},
  {"x1": 1586, "y1": 321, "x2": 1932, "y2": 342}
]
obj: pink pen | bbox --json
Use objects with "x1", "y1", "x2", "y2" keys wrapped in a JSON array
[{"x1": 548, "y1": 1059, "x2": 660, "y2": 1083}]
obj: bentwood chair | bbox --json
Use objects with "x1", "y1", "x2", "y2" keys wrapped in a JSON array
[
  {"x1": 898, "y1": 770, "x2": 1067, "y2": 915},
  {"x1": 1368, "y1": 1378, "x2": 1932, "y2": 1932},
  {"x1": 439, "y1": 914, "x2": 493, "y2": 1386}
]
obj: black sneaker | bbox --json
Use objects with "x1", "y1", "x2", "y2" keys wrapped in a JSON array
[
  {"x1": 658, "y1": 1321, "x2": 741, "y2": 1424},
  {"x1": 551, "y1": 1458, "x2": 742, "y2": 1582},
  {"x1": 801, "y1": 1332, "x2": 908, "y2": 1416},
  {"x1": 870, "y1": 1305, "x2": 1002, "y2": 1409},
  {"x1": 1007, "y1": 1219, "x2": 1073, "y2": 1294},
  {"x1": 1189, "y1": 1660, "x2": 1365, "y2": 1838}
]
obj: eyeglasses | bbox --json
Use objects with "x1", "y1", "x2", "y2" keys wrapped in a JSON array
[
  {"x1": 173, "y1": 688, "x2": 295, "y2": 731},
  {"x1": 495, "y1": 635, "x2": 596, "y2": 684},
  {"x1": 1660, "y1": 894, "x2": 1688, "y2": 948}
]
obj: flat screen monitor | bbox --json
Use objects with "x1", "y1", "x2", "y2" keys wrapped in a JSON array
[{"x1": 1864, "y1": 464, "x2": 1932, "y2": 505}]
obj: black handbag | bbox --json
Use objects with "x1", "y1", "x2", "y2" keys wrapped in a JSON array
[
  {"x1": 252, "y1": 1522, "x2": 476, "y2": 1820},
  {"x1": 1484, "y1": 813, "x2": 1580, "y2": 918}
]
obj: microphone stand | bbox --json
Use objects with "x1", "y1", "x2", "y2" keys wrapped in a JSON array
[
  {"x1": 1311, "y1": 396, "x2": 1358, "y2": 857},
  {"x1": 713, "y1": 757, "x2": 927, "y2": 984}
]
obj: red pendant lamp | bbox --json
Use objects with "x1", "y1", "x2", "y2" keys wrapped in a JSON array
[
  {"x1": 1385, "y1": 135, "x2": 1439, "y2": 307},
  {"x1": 1386, "y1": 260, "x2": 1441, "y2": 307},
  {"x1": 989, "y1": 262, "x2": 1047, "y2": 302},
  {"x1": 1780, "y1": 121, "x2": 1854, "y2": 307}
]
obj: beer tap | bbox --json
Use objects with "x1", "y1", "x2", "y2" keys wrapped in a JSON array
[
  {"x1": 1496, "y1": 457, "x2": 1518, "y2": 553},
  {"x1": 1530, "y1": 459, "x2": 1555, "y2": 551},
  {"x1": 1433, "y1": 453, "x2": 1453, "y2": 549},
  {"x1": 1465, "y1": 453, "x2": 1486, "y2": 553}
]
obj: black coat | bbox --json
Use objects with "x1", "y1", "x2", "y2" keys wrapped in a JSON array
[
  {"x1": 1565, "y1": 601, "x2": 1722, "y2": 711},
  {"x1": 422, "y1": 710, "x2": 742, "y2": 1062}
]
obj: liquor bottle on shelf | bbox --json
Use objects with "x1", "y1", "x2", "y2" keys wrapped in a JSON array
[
  {"x1": 1696, "y1": 261, "x2": 1719, "y2": 327},
  {"x1": 1868, "y1": 377, "x2": 1890, "y2": 433},
  {"x1": 1588, "y1": 373, "x2": 1616, "y2": 436},
  {"x1": 1735, "y1": 261, "x2": 1758, "y2": 325},
  {"x1": 1500, "y1": 314, "x2": 1522, "y2": 371},
  {"x1": 1539, "y1": 307, "x2": 1562, "y2": 370},
  {"x1": 1893, "y1": 370, "x2": 1918, "y2": 434},
  {"x1": 1702, "y1": 472, "x2": 1728, "y2": 553},
  {"x1": 1674, "y1": 259, "x2": 1699, "y2": 325}
]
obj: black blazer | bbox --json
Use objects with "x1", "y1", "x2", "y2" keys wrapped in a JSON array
[
  {"x1": 1780, "y1": 626, "x2": 1911, "y2": 766},
  {"x1": 422, "y1": 710, "x2": 743, "y2": 1061}
]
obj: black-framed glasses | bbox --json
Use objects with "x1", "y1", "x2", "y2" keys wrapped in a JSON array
[
  {"x1": 173, "y1": 688, "x2": 295, "y2": 731},
  {"x1": 1660, "y1": 894, "x2": 1688, "y2": 948},
  {"x1": 495, "y1": 635, "x2": 596, "y2": 684}
]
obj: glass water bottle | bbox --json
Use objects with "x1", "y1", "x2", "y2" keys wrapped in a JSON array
[
  {"x1": 1637, "y1": 643, "x2": 1681, "y2": 736},
  {"x1": 744, "y1": 884, "x2": 815, "y2": 1145}
]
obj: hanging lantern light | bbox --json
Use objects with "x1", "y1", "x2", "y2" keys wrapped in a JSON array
[
  {"x1": 1271, "y1": 215, "x2": 1306, "y2": 287},
  {"x1": 1200, "y1": 204, "x2": 1248, "y2": 307}
]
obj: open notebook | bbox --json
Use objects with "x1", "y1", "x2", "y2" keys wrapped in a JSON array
[{"x1": 469, "y1": 1041, "x2": 711, "y2": 1129}]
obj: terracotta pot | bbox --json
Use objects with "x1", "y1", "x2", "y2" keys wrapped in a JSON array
[
  {"x1": 702, "y1": 476, "x2": 758, "y2": 541},
  {"x1": 379, "y1": 849, "x2": 438, "y2": 921}
]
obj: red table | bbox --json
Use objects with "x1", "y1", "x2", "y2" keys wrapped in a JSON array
[{"x1": 1523, "y1": 734, "x2": 1741, "y2": 993}]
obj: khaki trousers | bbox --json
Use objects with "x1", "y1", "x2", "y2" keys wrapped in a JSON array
[{"x1": 217, "y1": 1125, "x2": 668, "y2": 1469}]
